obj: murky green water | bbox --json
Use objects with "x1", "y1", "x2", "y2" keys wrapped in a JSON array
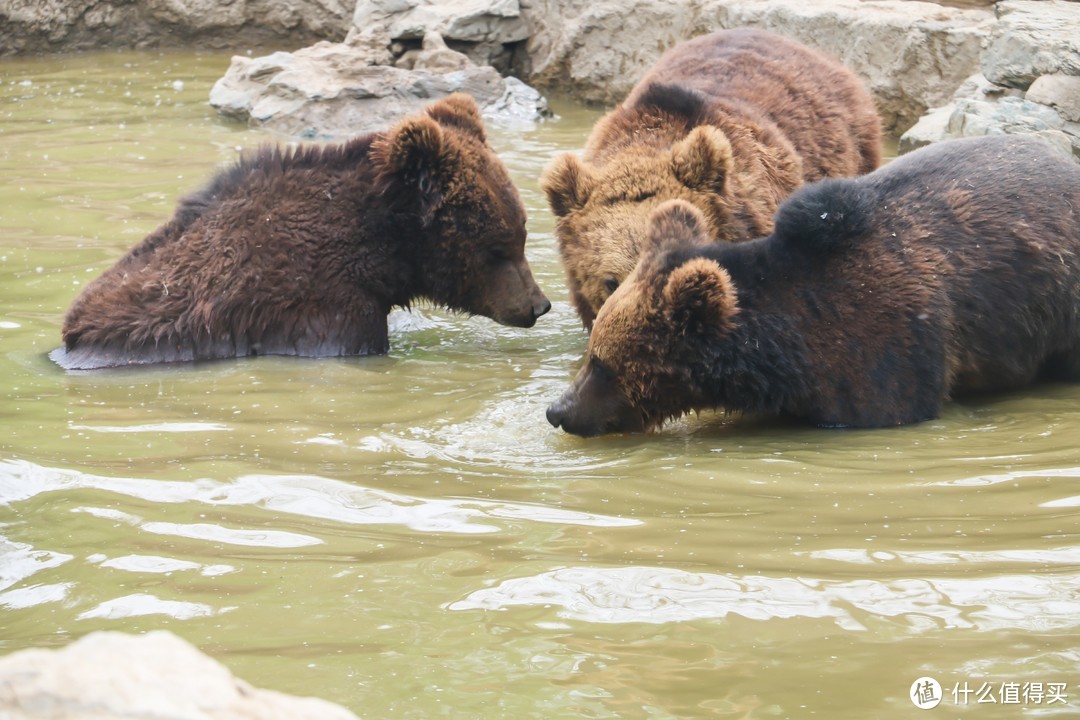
[{"x1": 2, "y1": 51, "x2": 1079, "y2": 719}]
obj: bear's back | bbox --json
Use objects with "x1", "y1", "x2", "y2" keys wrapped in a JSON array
[{"x1": 625, "y1": 29, "x2": 882, "y2": 179}]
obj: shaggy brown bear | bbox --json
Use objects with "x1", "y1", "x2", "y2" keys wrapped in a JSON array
[
  {"x1": 53, "y1": 94, "x2": 550, "y2": 370},
  {"x1": 546, "y1": 135, "x2": 1080, "y2": 437},
  {"x1": 541, "y1": 28, "x2": 882, "y2": 329}
]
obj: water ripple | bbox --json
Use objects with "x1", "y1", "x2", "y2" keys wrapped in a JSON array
[
  {"x1": 0, "y1": 460, "x2": 639, "y2": 538},
  {"x1": 75, "y1": 593, "x2": 228, "y2": 621},
  {"x1": 95, "y1": 554, "x2": 235, "y2": 576},
  {"x1": 449, "y1": 565, "x2": 1080, "y2": 633},
  {"x1": 0, "y1": 539, "x2": 73, "y2": 591},
  {"x1": 0, "y1": 581, "x2": 74, "y2": 609},
  {"x1": 140, "y1": 521, "x2": 321, "y2": 548},
  {"x1": 68, "y1": 421, "x2": 230, "y2": 434}
]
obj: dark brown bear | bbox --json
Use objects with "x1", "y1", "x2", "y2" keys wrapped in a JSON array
[
  {"x1": 53, "y1": 94, "x2": 550, "y2": 370},
  {"x1": 541, "y1": 28, "x2": 882, "y2": 329},
  {"x1": 547, "y1": 135, "x2": 1080, "y2": 437}
]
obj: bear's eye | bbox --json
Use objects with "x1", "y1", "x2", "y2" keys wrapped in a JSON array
[
  {"x1": 603, "y1": 277, "x2": 620, "y2": 295},
  {"x1": 487, "y1": 246, "x2": 510, "y2": 263},
  {"x1": 601, "y1": 191, "x2": 655, "y2": 207}
]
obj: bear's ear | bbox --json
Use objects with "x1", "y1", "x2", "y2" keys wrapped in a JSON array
[
  {"x1": 662, "y1": 257, "x2": 739, "y2": 335},
  {"x1": 374, "y1": 115, "x2": 449, "y2": 224},
  {"x1": 671, "y1": 126, "x2": 734, "y2": 195},
  {"x1": 645, "y1": 200, "x2": 711, "y2": 255},
  {"x1": 541, "y1": 153, "x2": 596, "y2": 217},
  {"x1": 426, "y1": 93, "x2": 487, "y2": 143}
]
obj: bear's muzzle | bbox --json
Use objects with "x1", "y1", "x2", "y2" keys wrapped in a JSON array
[{"x1": 547, "y1": 357, "x2": 644, "y2": 437}]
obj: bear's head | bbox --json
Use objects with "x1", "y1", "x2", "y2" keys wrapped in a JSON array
[
  {"x1": 547, "y1": 200, "x2": 740, "y2": 437},
  {"x1": 375, "y1": 94, "x2": 550, "y2": 327},
  {"x1": 541, "y1": 121, "x2": 735, "y2": 330}
]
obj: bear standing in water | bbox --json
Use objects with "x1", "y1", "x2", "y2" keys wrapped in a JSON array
[
  {"x1": 541, "y1": 29, "x2": 882, "y2": 329},
  {"x1": 547, "y1": 135, "x2": 1080, "y2": 437},
  {"x1": 53, "y1": 94, "x2": 550, "y2": 370}
]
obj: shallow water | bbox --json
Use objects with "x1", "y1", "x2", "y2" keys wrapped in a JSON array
[{"x1": 1, "y1": 51, "x2": 1079, "y2": 719}]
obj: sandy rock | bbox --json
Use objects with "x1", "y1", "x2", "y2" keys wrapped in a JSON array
[
  {"x1": 348, "y1": 0, "x2": 529, "y2": 68},
  {"x1": 209, "y1": 37, "x2": 549, "y2": 139},
  {"x1": 1026, "y1": 74, "x2": 1080, "y2": 124},
  {"x1": 407, "y1": 30, "x2": 473, "y2": 71},
  {"x1": 0, "y1": 630, "x2": 359, "y2": 720}
]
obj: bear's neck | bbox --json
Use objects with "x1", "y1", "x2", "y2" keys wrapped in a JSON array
[{"x1": 697, "y1": 306, "x2": 812, "y2": 419}]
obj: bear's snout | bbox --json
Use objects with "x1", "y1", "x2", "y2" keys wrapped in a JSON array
[
  {"x1": 545, "y1": 397, "x2": 570, "y2": 430},
  {"x1": 548, "y1": 358, "x2": 644, "y2": 437},
  {"x1": 485, "y1": 261, "x2": 551, "y2": 328},
  {"x1": 545, "y1": 390, "x2": 603, "y2": 438},
  {"x1": 520, "y1": 296, "x2": 552, "y2": 328}
]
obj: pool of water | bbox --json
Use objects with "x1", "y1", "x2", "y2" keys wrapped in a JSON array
[{"x1": 1, "y1": 50, "x2": 1078, "y2": 719}]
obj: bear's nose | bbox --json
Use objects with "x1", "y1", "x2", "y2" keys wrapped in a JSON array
[
  {"x1": 546, "y1": 399, "x2": 568, "y2": 429},
  {"x1": 534, "y1": 298, "x2": 552, "y2": 320}
]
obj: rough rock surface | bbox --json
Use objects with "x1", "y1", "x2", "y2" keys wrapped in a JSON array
[
  {"x1": 0, "y1": 0, "x2": 353, "y2": 55},
  {"x1": 0, "y1": 630, "x2": 359, "y2": 720},
  {"x1": 210, "y1": 33, "x2": 549, "y2": 138},
  {"x1": 899, "y1": 0, "x2": 1080, "y2": 160},
  {"x1": 516, "y1": 0, "x2": 994, "y2": 134},
  {"x1": 980, "y1": 0, "x2": 1080, "y2": 88},
  {"x1": 350, "y1": 0, "x2": 530, "y2": 69}
]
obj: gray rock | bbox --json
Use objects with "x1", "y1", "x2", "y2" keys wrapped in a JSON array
[
  {"x1": 948, "y1": 95, "x2": 1076, "y2": 159},
  {"x1": 901, "y1": 72, "x2": 1079, "y2": 161},
  {"x1": 0, "y1": 630, "x2": 359, "y2": 720},
  {"x1": 0, "y1": 0, "x2": 353, "y2": 55},
  {"x1": 518, "y1": 0, "x2": 995, "y2": 134},
  {"x1": 900, "y1": 0, "x2": 1080, "y2": 163},
  {"x1": 897, "y1": 105, "x2": 955, "y2": 154},
  {"x1": 209, "y1": 37, "x2": 549, "y2": 139},
  {"x1": 981, "y1": 0, "x2": 1080, "y2": 89}
]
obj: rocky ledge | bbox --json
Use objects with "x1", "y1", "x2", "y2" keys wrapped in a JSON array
[{"x1": 208, "y1": 0, "x2": 1079, "y2": 157}]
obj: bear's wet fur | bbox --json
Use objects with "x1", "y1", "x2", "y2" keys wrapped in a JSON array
[
  {"x1": 547, "y1": 135, "x2": 1080, "y2": 437},
  {"x1": 541, "y1": 28, "x2": 882, "y2": 329},
  {"x1": 53, "y1": 94, "x2": 550, "y2": 370}
]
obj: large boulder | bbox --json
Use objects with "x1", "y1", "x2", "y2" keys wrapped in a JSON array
[
  {"x1": 210, "y1": 34, "x2": 549, "y2": 139},
  {"x1": 0, "y1": 630, "x2": 359, "y2": 720},
  {"x1": 900, "y1": 0, "x2": 1080, "y2": 161},
  {"x1": 981, "y1": 0, "x2": 1080, "y2": 88}
]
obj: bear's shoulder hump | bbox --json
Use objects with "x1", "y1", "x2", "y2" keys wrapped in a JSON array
[{"x1": 772, "y1": 178, "x2": 874, "y2": 257}]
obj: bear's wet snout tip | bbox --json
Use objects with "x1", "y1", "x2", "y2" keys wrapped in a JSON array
[
  {"x1": 534, "y1": 297, "x2": 552, "y2": 320},
  {"x1": 546, "y1": 400, "x2": 567, "y2": 429}
]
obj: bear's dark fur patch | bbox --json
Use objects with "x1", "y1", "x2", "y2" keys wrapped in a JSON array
[{"x1": 54, "y1": 94, "x2": 550, "y2": 370}]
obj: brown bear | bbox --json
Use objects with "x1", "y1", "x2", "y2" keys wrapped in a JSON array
[
  {"x1": 546, "y1": 135, "x2": 1080, "y2": 437},
  {"x1": 52, "y1": 94, "x2": 550, "y2": 370},
  {"x1": 541, "y1": 28, "x2": 882, "y2": 329}
]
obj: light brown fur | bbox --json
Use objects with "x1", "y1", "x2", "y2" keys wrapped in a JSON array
[{"x1": 541, "y1": 29, "x2": 882, "y2": 329}]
